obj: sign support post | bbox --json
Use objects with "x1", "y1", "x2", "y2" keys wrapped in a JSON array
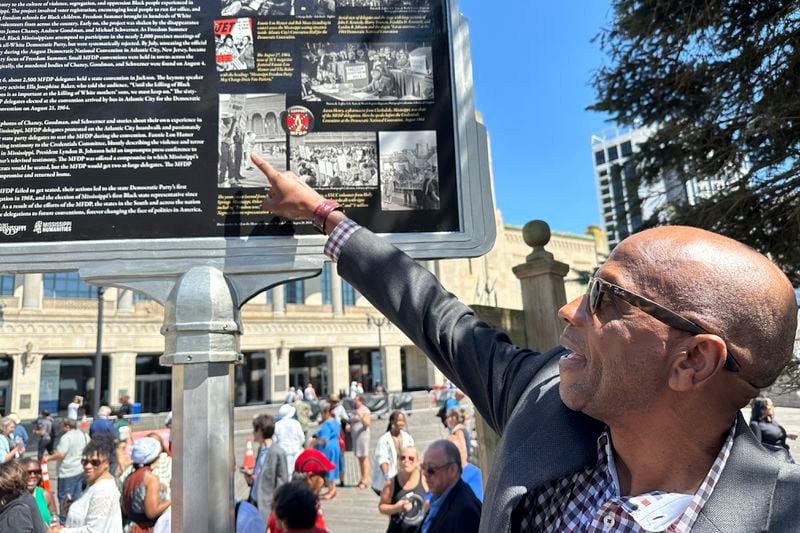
[{"x1": 158, "y1": 266, "x2": 241, "y2": 532}]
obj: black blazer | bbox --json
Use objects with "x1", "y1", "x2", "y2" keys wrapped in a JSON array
[
  {"x1": 338, "y1": 226, "x2": 800, "y2": 533},
  {"x1": 422, "y1": 478, "x2": 481, "y2": 533}
]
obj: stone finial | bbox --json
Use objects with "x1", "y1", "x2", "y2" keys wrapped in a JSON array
[{"x1": 522, "y1": 220, "x2": 554, "y2": 261}]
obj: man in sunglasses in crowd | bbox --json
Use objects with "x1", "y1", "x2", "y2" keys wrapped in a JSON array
[
  {"x1": 420, "y1": 440, "x2": 481, "y2": 533},
  {"x1": 253, "y1": 153, "x2": 800, "y2": 532}
]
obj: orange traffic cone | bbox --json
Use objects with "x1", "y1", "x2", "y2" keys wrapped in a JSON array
[
  {"x1": 40, "y1": 460, "x2": 51, "y2": 491},
  {"x1": 243, "y1": 438, "x2": 256, "y2": 470},
  {"x1": 81, "y1": 415, "x2": 89, "y2": 432}
]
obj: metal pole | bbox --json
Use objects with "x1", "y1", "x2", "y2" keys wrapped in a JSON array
[
  {"x1": 367, "y1": 315, "x2": 388, "y2": 391},
  {"x1": 93, "y1": 286, "x2": 105, "y2": 414},
  {"x1": 160, "y1": 266, "x2": 241, "y2": 533}
]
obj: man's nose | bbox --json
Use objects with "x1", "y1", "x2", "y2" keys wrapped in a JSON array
[{"x1": 558, "y1": 294, "x2": 588, "y2": 326}]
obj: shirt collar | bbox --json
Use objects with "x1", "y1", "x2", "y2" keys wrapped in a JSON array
[
  {"x1": 597, "y1": 422, "x2": 736, "y2": 532},
  {"x1": 429, "y1": 478, "x2": 459, "y2": 506}
]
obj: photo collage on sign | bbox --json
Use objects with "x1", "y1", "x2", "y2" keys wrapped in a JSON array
[
  {"x1": 379, "y1": 131, "x2": 438, "y2": 211},
  {"x1": 214, "y1": 0, "x2": 447, "y2": 223},
  {"x1": 214, "y1": 18, "x2": 255, "y2": 72},
  {"x1": 300, "y1": 42, "x2": 434, "y2": 102},
  {"x1": 218, "y1": 94, "x2": 287, "y2": 189}
]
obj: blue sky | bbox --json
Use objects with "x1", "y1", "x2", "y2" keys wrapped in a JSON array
[{"x1": 457, "y1": 0, "x2": 613, "y2": 235}]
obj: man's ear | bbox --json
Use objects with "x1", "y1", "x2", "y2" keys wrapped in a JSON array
[{"x1": 668, "y1": 334, "x2": 728, "y2": 392}]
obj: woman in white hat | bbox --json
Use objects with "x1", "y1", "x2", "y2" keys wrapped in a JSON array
[
  {"x1": 273, "y1": 404, "x2": 306, "y2": 475},
  {"x1": 121, "y1": 438, "x2": 171, "y2": 533}
]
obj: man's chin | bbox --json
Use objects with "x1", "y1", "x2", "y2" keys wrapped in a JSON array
[{"x1": 558, "y1": 381, "x2": 590, "y2": 413}]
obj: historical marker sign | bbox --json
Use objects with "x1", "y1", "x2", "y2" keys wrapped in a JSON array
[{"x1": 0, "y1": 0, "x2": 494, "y2": 279}]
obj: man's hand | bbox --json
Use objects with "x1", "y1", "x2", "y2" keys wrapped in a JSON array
[{"x1": 254, "y1": 153, "x2": 324, "y2": 221}]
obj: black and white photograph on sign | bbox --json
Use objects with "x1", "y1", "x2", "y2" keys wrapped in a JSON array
[
  {"x1": 379, "y1": 131, "x2": 439, "y2": 210},
  {"x1": 294, "y1": 0, "x2": 336, "y2": 17},
  {"x1": 219, "y1": 94, "x2": 287, "y2": 189},
  {"x1": 300, "y1": 42, "x2": 434, "y2": 102},
  {"x1": 337, "y1": 0, "x2": 428, "y2": 9},
  {"x1": 290, "y1": 132, "x2": 378, "y2": 189},
  {"x1": 221, "y1": 0, "x2": 291, "y2": 17},
  {"x1": 214, "y1": 18, "x2": 255, "y2": 72}
]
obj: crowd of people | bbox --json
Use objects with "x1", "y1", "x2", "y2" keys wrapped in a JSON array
[
  {"x1": 380, "y1": 166, "x2": 439, "y2": 209},
  {"x1": 0, "y1": 396, "x2": 173, "y2": 532},
  {"x1": 238, "y1": 381, "x2": 484, "y2": 533},
  {"x1": 290, "y1": 142, "x2": 378, "y2": 189}
]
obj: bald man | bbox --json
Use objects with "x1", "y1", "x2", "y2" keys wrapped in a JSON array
[{"x1": 253, "y1": 152, "x2": 800, "y2": 533}]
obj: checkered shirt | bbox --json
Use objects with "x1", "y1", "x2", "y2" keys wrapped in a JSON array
[
  {"x1": 324, "y1": 218, "x2": 361, "y2": 262},
  {"x1": 513, "y1": 424, "x2": 735, "y2": 532}
]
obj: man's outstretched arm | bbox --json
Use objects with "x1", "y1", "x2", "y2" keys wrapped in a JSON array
[{"x1": 254, "y1": 153, "x2": 558, "y2": 434}]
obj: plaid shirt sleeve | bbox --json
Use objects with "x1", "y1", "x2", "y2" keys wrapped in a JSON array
[{"x1": 324, "y1": 218, "x2": 361, "y2": 262}]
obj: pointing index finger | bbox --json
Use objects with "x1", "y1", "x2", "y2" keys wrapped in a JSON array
[{"x1": 251, "y1": 152, "x2": 282, "y2": 185}]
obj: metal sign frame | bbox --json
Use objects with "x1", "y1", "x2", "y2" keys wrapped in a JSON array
[{"x1": 0, "y1": 0, "x2": 495, "y2": 301}]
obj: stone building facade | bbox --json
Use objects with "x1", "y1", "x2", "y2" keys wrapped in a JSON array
[{"x1": 0, "y1": 211, "x2": 607, "y2": 419}]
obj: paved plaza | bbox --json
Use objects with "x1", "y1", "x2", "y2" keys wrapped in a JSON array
[
  {"x1": 231, "y1": 403, "x2": 800, "y2": 532},
  {"x1": 42, "y1": 400, "x2": 800, "y2": 532}
]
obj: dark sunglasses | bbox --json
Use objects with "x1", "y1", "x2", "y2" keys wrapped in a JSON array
[
  {"x1": 587, "y1": 276, "x2": 750, "y2": 379},
  {"x1": 81, "y1": 458, "x2": 105, "y2": 467},
  {"x1": 26, "y1": 469, "x2": 41, "y2": 476},
  {"x1": 399, "y1": 455, "x2": 416, "y2": 462},
  {"x1": 422, "y1": 462, "x2": 453, "y2": 476}
]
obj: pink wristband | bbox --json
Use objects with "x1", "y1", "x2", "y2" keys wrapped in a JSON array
[{"x1": 312, "y1": 199, "x2": 343, "y2": 233}]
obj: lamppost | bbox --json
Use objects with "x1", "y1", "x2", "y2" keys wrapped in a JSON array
[
  {"x1": 93, "y1": 286, "x2": 105, "y2": 416},
  {"x1": 366, "y1": 314, "x2": 390, "y2": 392}
]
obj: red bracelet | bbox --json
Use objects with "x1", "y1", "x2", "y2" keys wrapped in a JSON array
[{"x1": 312, "y1": 199, "x2": 343, "y2": 233}]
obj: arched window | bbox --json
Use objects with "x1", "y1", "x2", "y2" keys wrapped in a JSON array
[
  {"x1": 265, "y1": 113, "x2": 278, "y2": 135},
  {"x1": 252, "y1": 114, "x2": 264, "y2": 135}
]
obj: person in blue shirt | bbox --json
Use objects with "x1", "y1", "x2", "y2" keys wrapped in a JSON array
[
  {"x1": 310, "y1": 402, "x2": 341, "y2": 501},
  {"x1": 88, "y1": 406, "x2": 119, "y2": 440},
  {"x1": 7, "y1": 414, "x2": 28, "y2": 449}
]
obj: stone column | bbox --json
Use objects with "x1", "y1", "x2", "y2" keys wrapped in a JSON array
[
  {"x1": 330, "y1": 267, "x2": 343, "y2": 317},
  {"x1": 327, "y1": 346, "x2": 349, "y2": 398},
  {"x1": 267, "y1": 344, "x2": 290, "y2": 403},
  {"x1": 304, "y1": 274, "x2": 322, "y2": 305},
  {"x1": 9, "y1": 345, "x2": 43, "y2": 419},
  {"x1": 512, "y1": 220, "x2": 569, "y2": 352},
  {"x1": 474, "y1": 413, "x2": 499, "y2": 487},
  {"x1": 109, "y1": 352, "x2": 138, "y2": 403},
  {"x1": 427, "y1": 358, "x2": 444, "y2": 388},
  {"x1": 271, "y1": 285, "x2": 286, "y2": 316},
  {"x1": 383, "y1": 345, "x2": 403, "y2": 392},
  {"x1": 117, "y1": 289, "x2": 135, "y2": 313},
  {"x1": 21, "y1": 274, "x2": 42, "y2": 310}
]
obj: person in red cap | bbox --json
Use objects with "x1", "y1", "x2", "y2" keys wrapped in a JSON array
[{"x1": 267, "y1": 449, "x2": 334, "y2": 533}]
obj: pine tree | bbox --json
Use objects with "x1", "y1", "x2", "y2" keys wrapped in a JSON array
[{"x1": 591, "y1": 0, "x2": 800, "y2": 284}]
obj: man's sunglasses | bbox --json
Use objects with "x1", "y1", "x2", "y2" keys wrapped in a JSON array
[
  {"x1": 26, "y1": 469, "x2": 41, "y2": 476},
  {"x1": 422, "y1": 462, "x2": 454, "y2": 476},
  {"x1": 81, "y1": 458, "x2": 105, "y2": 467},
  {"x1": 587, "y1": 276, "x2": 748, "y2": 377}
]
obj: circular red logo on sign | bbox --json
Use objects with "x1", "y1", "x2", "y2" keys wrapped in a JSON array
[{"x1": 284, "y1": 106, "x2": 314, "y2": 136}]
